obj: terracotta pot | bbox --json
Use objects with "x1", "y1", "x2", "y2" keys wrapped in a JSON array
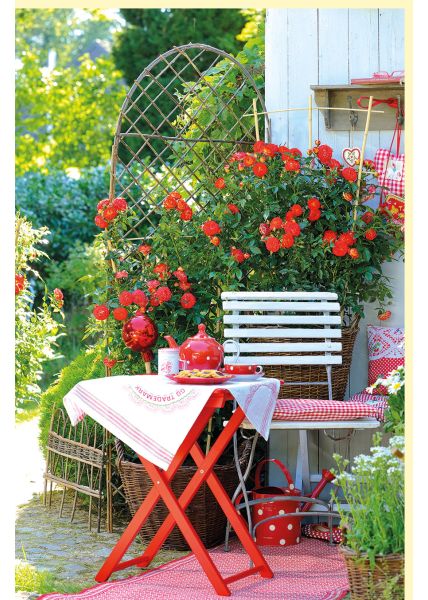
[{"x1": 340, "y1": 546, "x2": 404, "y2": 599}]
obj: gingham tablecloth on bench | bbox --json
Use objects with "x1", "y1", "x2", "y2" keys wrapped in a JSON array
[{"x1": 272, "y1": 397, "x2": 388, "y2": 422}]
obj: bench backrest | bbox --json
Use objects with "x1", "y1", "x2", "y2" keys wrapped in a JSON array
[{"x1": 221, "y1": 291, "x2": 342, "y2": 367}]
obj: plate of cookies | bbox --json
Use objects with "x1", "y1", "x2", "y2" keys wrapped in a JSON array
[{"x1": 167, "y1": 369, "x2": 234, "y2": 385}]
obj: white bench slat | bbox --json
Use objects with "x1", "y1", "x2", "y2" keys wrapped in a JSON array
[
  {"x1": 224, "y1": 342, "x2": 342, "y2": 353},
  {"x1": 221, "y1": 291, "x2": 338, "y2": 300},
  {"x1": 223, "y1": 315, "x2": 341, "y2": 325},
  {"x1": 224, "y1": 355, "x2": 342, "y2": 366},
  {"x1": 223, "y1": 328, "x2": 342, "y2": 339},
  {"x1": 222, "y1": 301, "x2": 340, "y2": 312}
]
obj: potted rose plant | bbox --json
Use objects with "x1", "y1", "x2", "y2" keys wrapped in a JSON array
[{"x1": 333, "y1": 435, "x2": 404, "y2": 599}]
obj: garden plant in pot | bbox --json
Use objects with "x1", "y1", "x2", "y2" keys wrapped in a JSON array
[
  {"x1": 85, "y1": 140, "x2": 403, "y2": 548},
  {"x1": 333, "y1": 433, "x2": 404, "y2": 599}
]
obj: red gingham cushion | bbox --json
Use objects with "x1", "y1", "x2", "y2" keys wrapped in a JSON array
[
  {"x1": 367, "y1": 325, "x2": 404, "y2": 393},
  {"x1": 272, "y1": 398, "x2": 385, "y2": 422}
]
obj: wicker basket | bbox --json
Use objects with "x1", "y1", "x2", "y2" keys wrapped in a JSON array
[
  {"x1": 262, "y1": 321, "x2": 360, "y2": 401},
  {"x1": 340, "y1": 546, "x2": 404, "y2": 599},
  {"x1": 116, "y1": 438, "x2": 252, "y2": 550}
]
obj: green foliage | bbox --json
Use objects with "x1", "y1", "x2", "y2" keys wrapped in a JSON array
[
  {"x1": 113, "y1": 9, "x2": 247, "y2": 85},
  {"x1": 15, "y1": 9, "x2": 125, "y2": 175},
  {"x1": 15, "y1": 215, "x2": 64, "y2": 410},
  {"x1": 332, "y1": 435, "x2": 404, "y2": 566},
  {"x1": 39, "y1": 346, "x2": 105, "y2": 454},
  {"x1": 16, "y1": 167, "x2": 110, "y2": 264}
]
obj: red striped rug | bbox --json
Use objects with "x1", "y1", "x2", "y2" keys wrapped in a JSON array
[{"x1": 38, "y1": 538, "x2": 349, "y2": 599}]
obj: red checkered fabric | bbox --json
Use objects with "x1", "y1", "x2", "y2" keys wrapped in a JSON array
[
  {"x1": 272, "y1": 398, "x2": 385, "y2": 422},
  {"x1": 374, "y1": 148, "x2": 405, "y2": 197},
  {"x1": 348, "y1": 391, "x2": 389, "y2": 407},
  {"x1": 302, "y1": 523, "x2": 344, "y2": 544}
]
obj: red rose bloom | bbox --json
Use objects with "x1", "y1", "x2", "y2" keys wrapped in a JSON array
[
  {"x1": 93, "y1": 304, "x2": 110, "y2": 320},
  {"x1": 270, "y1": 216, "x2": 283, "y2": 231},
  {"x1": 202, "y1": 220, "x2": 221, "y2": 236},
  {"x1": 97, "y1": 198, "x2": 110, "y2": 212},
  {"x1": 153, "y1": 263, "x2": 169, "y2": 278},
  {"x1": 323, "y1": 230, "x2": 337, "y2": 244},
  {"x1": 365, "y1": 228, "x2": 377, "y2": 241},
  {"x1": 307, "y1": 197, "x2": 321, "y2": 210},
  {"x1": 181, "y1": 292, "x2": 197, "y2": 309},
  {"x1": 177, "y1": 198, "x2": 188, "y2": 211},
  {"x1": 328, "y1": 158, "x2": 342, "y2": 171},
  {"x1": 180, "y1": 207, "x2": 193, "y2": 221},
  {"x1": 113, "y1": 307, "x2": 128, "y2": 321},
  {"x1": 169, "y1": 191, "x2": 182, "y2": 199},
  {"x1": 163, "y1": 195, "x2": 177, "y2": 210},
  {"x1": 132, "y1": 289, "x2": 148, "y2": 306},
  {"x1": 317, "y1": 144, "x2": 333, "y2": 164},
  {"x1": 115, "y1": 270, "x2": 128, "y2": 279},
  {"x1": 113, "y1": 197, "x2": 128, "y2": 212},
  {"x1": 214, "y1": 178, "x2": 226, "y2": 190},
  {"x1": 231, "y1": 248, "x2": 246, "y2": 263},
  {"x1": 15, "y1": 274, "x2": 26, "y2": 295},
  {"x1": 342, "y1": 167, "x2": 358, "y2": 182},
  {"x1": 227, "y1": 203, "x2": 239, "y2": 214},
  {"x1": 263, "y1": 143, "x2": 279, "y2": 157},
  {"x1": 308, "y1": 209, "x2": 322, "y2": 221},
  {"x1": 179, "y1": 281, "x2": 192, "y2": 291},
  {"x1": 283, "y1": 221, "x2": 301, "y2": 237},
  {"x1": 362, "y1": 212, "x2": 374, "y2": 224},
  {"x1": 210, "y1": 236, "x2": 220, "y2": 246},
  {"x1": 156, "y1": 286, "x2": 172, "y2": 303},
  {"x1": 53, "y1": 288, "x2": 64, "y2": 301},
  {"x1": 253, "y1": 162, "x2": 268, "y2": 178},
  {"x1": 288, "y1": 148, "x2": 301, "y2": 157},
  {"x1": 138, "y1": 244, "x2": 151, "y2": 256},
  {"x1": 281, "y1": 233, "x2": 294, "y2": 249},
  {"x1": 119, "y1": 291, "x2": 133, "y2": 306},
  {"x1": 348, "y1": 248, "x2": 360, "y2": 259},
  {"x1": 172, "y1": 268, "x2": 188, "y2": 283},
  {"x1": 338, "y1": 231, "x2": 356, "y2": 246},
  {"x1": 290, "y1": 204, "x2": 303, "y2": 217},
  {"x1": 243, "y1": 154, "x2": 256, "y2": 167},
  {"x1": 332, "y1": 241, "x2": 349, "y2": 257},
  {"x1": 259, "y1": 223, "x2": 271, "y2": 237},
  {"x1": 150, "y1": 294, "x2": 161, "y2": 307},
  {"x1": 253, "y1": 141, "x2": 265, "y2": 153},
  {"x1": 284, "y1": 159, "x2": 300, "y2": 172},
  {"x1": 378, "y1": 310, "x2": 392, "y2": 321},
  {"x1": 285, "y1": 210, "x2": 295, "y2": 222},
  {"x1": 147, "y1": 279, "x2": 160, "y2": 291},
  {"x1": 103, "y1": 358, "x2": 117, "y2": 368},
  {"x1": 103, "y1": 206, "x2": 118, "y2": 222},
  {"x1": 94, "y1": 215, "x2": 108, "y2": 229},
  {"x1": 265, "y1": 236, "x2": 281, "y2": 253}
]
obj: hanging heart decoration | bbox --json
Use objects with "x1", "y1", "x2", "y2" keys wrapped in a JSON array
[{"x1": 342, "y1": 147, "x2": 361, "y2": 167}]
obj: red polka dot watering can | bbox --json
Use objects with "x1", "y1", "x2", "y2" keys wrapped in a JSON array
[{"x1": 236, "y1": 459, "x2": 302, "y2": 547}]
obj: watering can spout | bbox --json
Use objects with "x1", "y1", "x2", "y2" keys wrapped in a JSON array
[{"x1": 164, "y1": 335, "x2": 179, "y2": 348}]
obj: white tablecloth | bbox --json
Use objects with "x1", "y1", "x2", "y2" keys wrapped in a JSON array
[{"x1": 64, "y1": 375, "x2": 280, "y2": 470}]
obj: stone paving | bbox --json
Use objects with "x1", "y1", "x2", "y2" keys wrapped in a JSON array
[{"x1": 16, "y1": 492, "x2": 186, "y2": 598}]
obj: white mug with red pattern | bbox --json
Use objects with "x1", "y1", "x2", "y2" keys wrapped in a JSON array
[{"x1": 158, "y1": 348, "x2": 180, "y2": 378}]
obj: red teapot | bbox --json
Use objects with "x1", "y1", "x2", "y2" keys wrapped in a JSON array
[{"x1": 165, "y1": 324, "x2": 238, "y2": 370}]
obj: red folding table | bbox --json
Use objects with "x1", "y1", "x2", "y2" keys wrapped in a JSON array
[{"x1": 95, "y1": 389, "x2": 273, "y2": 596}]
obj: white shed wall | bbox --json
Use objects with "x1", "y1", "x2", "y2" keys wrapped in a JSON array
[{"x1": 265, "y1": 8, "x2": 405, "y2": 480}]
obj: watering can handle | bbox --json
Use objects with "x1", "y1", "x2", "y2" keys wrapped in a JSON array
[
  {"x1": 255, "y1": 458, "x2": 295, "y2": 489},
  {"x1": 234, "y1": 491, "x2": 252, "y2": 508}
]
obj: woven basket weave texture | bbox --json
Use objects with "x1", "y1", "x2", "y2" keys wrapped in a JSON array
[{"x1": 116, "y1": 439, "x2": 251, "y2": 550}]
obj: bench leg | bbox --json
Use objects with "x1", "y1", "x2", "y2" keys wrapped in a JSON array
[{"x1": 295, "y1": 430, "x2": 311, "y2": 495}]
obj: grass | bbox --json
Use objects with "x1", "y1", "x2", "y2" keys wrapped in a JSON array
[{"x1": 15, "y1": 561, "x2": 88, "y2": 594}]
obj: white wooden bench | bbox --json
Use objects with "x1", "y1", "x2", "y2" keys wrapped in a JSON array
[{"x1": 221, "y1": 291, "x2": 379, "y2": 502}]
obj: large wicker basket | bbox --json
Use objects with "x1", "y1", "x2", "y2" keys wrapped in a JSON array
[
  {"x1": 263, "y1": 321, "x2": 360, "y2": 400},
  {"x1": 340, "y1": 546, "x2": 404, "y2": 599},
  {"x1": 116, "y1": 438, "x2": 252, "y2": 550}
]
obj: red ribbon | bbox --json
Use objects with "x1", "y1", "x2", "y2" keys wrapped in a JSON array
[{"x1": 357, "y1": 96, "x2": 400, "y2": 110}]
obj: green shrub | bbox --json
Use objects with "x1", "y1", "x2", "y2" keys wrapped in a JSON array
[
  {"x1": 15, "y1": 167, "x2": 110, "y2": 265},
  {"x1": 15, "y1": 214, "x2": 64, "y2": 410},
  {"x1": 39, "y1": 346, "x2": 104, "y2": 453}
]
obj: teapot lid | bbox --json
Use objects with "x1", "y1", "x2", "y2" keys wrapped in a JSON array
[{"x1": 191, "y1": 324, "x2": 210, "y2": 339}]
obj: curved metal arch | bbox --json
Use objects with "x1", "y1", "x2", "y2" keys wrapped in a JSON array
[{"x1": 108, "y1": 43, "x2": 270, "y2": 242}]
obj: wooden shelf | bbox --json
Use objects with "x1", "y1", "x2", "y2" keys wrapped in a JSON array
[{"x1": 310, "y1": 83, "x2": 404, "y2": 131}]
